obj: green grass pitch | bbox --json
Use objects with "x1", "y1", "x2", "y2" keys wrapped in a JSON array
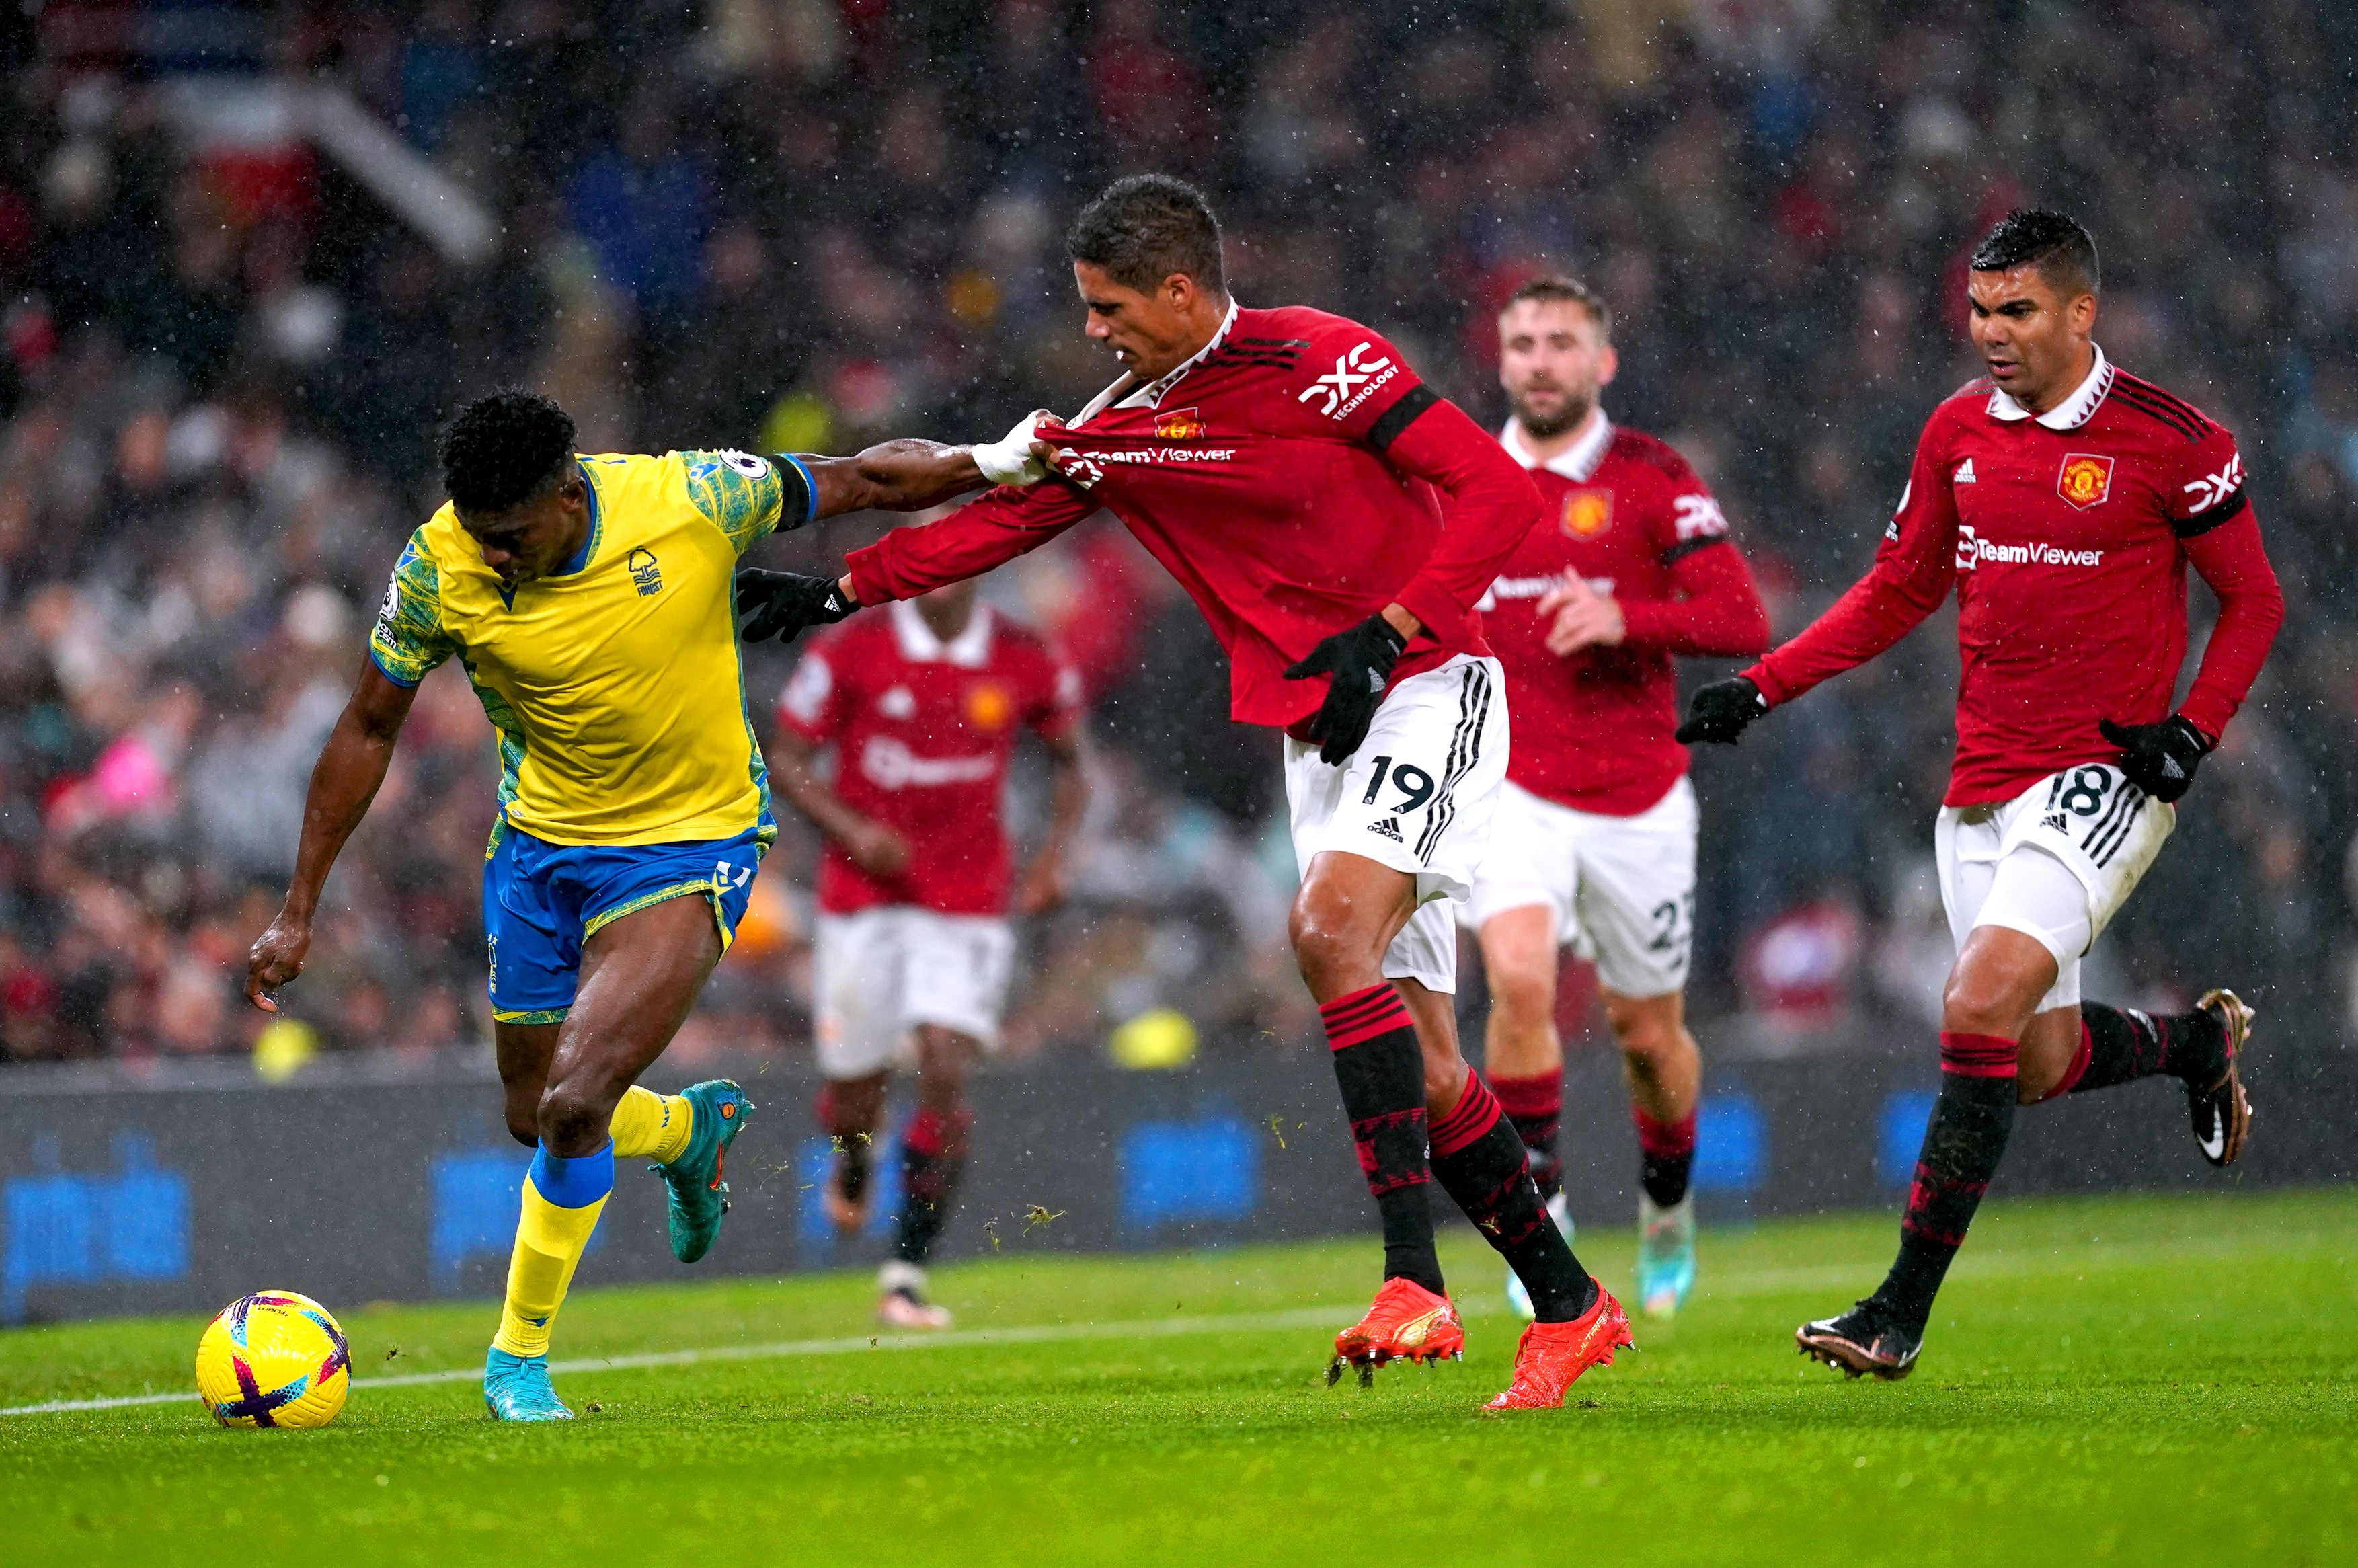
[{"x1": 2, "y1": 1187, "x2": 2352, "y2": 1567}]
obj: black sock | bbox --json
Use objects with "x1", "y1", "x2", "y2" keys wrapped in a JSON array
[
  {"x1": 2072, "y1": 1002, "x2": 2226, "y2": 1095},
  {"x1": 1634, "y1": 1109, "x2": 1698, "y2": 1208},
  {"x1": 1321, "y1": 985, "x2": 1444, "y2": 1295},
  {"x1": 892, "y1": 1105, "x2": 971, "y2": 1267},
  {"x1": 1428, "y1": 1073, "x2": 1598, "y2": 1322},
  {"x1": 1879, "y1": 1031, "x2": 2018, "y2": 1334},
  {"x1": 817, "y1": 1083, "x2": 871, "y2": 1204}
]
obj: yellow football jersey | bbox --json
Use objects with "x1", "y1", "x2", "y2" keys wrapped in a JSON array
[{"x1": 370, "y1": 450, "x2": 809, "y2": 847}]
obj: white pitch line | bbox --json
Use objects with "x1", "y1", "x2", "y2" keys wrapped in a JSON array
[
  {"x1": 3, "y1": 1228, "x2": 2336, "y2": 1419},
  {"x1": 0, "y1": 1304, "x2": 1347, "y2": 1418}
]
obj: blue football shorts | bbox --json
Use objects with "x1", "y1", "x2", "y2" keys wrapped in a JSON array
[{"x1": 481, "y1": 817, "x2": 771, "y2": 1026}]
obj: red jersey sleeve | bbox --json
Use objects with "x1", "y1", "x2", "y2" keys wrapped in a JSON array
[
  {"x1": 1616, "y1": 448, "x2": 1770, "y2": 656},
  {"x1": 2152, "y1": 422, "x2": 2282, "y2": 742},
  {"x1": 844, "y1": 482, "x2": 1097, "y2": 606},
  {"x1": 1746, "y1": 409, "x2": 1961, "y2": 707},
  {"x1": 1371, "y1": 398, "x2": 1547, "y2": 649},
  {"x1": 775, "y1": 634, "x2": 848, "y2": 745},
  {"x1": 1292, "y1": 315, "x2": 1546, "y2": 649}
]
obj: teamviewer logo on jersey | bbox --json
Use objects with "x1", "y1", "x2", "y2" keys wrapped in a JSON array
[{"x1": 1298, "y1": 342, "x2": 1396, "y2": 418}]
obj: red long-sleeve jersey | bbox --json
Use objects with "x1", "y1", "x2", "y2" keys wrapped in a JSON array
[
  {"x1": 1482, "y1": 417, "x2": 1768, "y2": 815},
  {"x1": 844, "y1": 303, "x2": 1545, "y2": 732},
  {"x1": 1746, "y1": 351, "x2": 2283, "y2": 806}
]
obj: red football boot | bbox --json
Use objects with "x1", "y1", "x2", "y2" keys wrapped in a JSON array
[
  {"x1": 1327, "y1": 1278, "x2": 1465, "y2": 1387},
  {"x1": 1483, "y1": 1284, "x2": 1634, "y2": 1409}
]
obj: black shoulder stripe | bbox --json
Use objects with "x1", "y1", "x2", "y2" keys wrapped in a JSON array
[
  {"x1": 2110, "y1": 386, "x2": 2206, "y2": 444},
  {"x1": 1239, "y1": 336, "x2": 1312, "y2": 348},
  {"x1": 1366, "y1": 384, "x2": 1440, "y2": 450},
  {"x1": 2115, "y1": 373, "x2": 2211, "y2": 428},
  {"x1": 1661, "y1": 535, "x2": 1731, "y2": 565},
  {"x1": 2173, "y1": 489, "x2": 2248, "y2": 539}
]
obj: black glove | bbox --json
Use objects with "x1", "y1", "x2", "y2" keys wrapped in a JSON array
[
  {"x1": 736, "y1": 569, "x2": 858, "y2": 643},
  {"x1": 1284, "y1": 614, "x2": 1407, "y2": 765},
  {"x1": 1676, "y1": 676, "x2": 1768, "y2": 745},
  {"x1": 2098, "y1": 715, "x2": 2210, "y2": 803}
]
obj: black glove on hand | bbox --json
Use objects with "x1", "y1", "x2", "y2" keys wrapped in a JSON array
[
  {"x1": 736, "y1": 569, "x2": 857, "y2": 643},
  {"x1": 1284, "y1": 614, "x2": 1407, "y2": 765},
  {"x1": 1676, "y1": 676, "x2": 1768, "y2": 745},
  {"x1": 2098, "y1": 715, "x2": 2210, "y2": 803}
]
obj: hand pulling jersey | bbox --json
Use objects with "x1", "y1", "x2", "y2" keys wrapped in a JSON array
[
  {"x1": 1481, "y1": 416, "x2": 1768, "y2": 816},
  {"x1": 1745, "y1": 348, "x2": 2283, "y2": 805},
  {"x1": 778, "y1": 601, "x2": 1079, "y2": 916},
  {"x1": 843, "y1": 301, "x2": 1546, "y2": 733}
]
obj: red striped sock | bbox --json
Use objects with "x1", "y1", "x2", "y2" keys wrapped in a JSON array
[
  {"x1": 1492, "y1": 1071, "x2": 1562, "y2": 1200},
  {"x1": 1319, "y1": 984, "x2": 1442, "y2": 1294}
]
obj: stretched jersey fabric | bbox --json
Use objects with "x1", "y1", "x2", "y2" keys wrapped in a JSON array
[
  {"x1": 843, "y1": 302, "x2": 1545, "y2": 733},
  {"x1": 372, "y1": 449, "x2": 812, "y2": 845},
  {"x1": 777, "y1": 602, "x2": 1080, "y2": 916},
  {"x1": 1481, "y1": 416, "x2": 1768, "y2": 816},
  {"x1": 1746, "y1": 350, "x2": 2284, "y2": 806}
]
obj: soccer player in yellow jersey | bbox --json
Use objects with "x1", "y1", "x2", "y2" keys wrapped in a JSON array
[{"x1": 245, "y1": 390, "x2": 1040, "y2": 1420}]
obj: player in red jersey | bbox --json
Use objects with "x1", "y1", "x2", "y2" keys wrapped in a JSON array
[
  {"x1": 735, "y1": 175, "x2": 1630, "y2": 1407},
  {"x1": 1466, "y1": 276, "x2": 1768, "y2": 1323},
  {"x1": 773, "y1": 571, "x2": 1087, "y2": 1328},
  {"x1": 1679, "y1": 210, "x2": 2283, "y2": 1378}
]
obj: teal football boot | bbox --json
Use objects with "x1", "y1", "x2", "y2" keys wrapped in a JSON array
[
  {"x1": 1636, "y1": 1193, "x2": 1697, "y2": 1318},
  {"x1": 483, "y1": 1347, "x2": 572, "y2": 1421},
  {"x1": 654, "y1": 1079, "x2": 754, "y2": 1263}
]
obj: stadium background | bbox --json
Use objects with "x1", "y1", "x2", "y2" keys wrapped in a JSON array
[{"x1": 1, "y1": 1, "x2": 2354, "y2": 1313}]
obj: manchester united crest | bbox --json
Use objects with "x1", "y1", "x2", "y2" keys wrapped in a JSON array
[
  {"x1": 1154, "y1": 407, "x2": 1206, "y2": 440},
  {"x1": 1561, "y1": 487, "x2": 1614, "y2": 539},
  {"x1": 965, "y1": 681, "x2": 1013, "y2": 731},
  {"x1": 2056, "y1": 453, "x2": 2115, "y2": 510}
]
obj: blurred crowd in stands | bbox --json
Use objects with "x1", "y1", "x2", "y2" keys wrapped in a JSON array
[{"x1": 1, "y1": 0, "x2": 2353, "y2": 1068}]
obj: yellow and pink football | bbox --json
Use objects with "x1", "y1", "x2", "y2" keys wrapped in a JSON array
[{"x1": 194, "y1": 1291, "x2": 351, "y2": 1429}]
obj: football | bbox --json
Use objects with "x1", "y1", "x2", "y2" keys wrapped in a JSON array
[{"x1": 194, "y1": 1292, "x2": 352, "y2": 1430}]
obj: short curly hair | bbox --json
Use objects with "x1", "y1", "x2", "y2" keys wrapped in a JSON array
[
  {"x1": 439, "y1": 390, "x2": 576, "y2": 514},
  {"x1": 1067, "y1": 175, "x2": 1225, "y2": 296}
]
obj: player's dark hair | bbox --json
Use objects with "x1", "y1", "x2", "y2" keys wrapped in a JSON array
[
  {"x1": 440, "y1": 390, "x2": 577, "y2": 514},
  {"x1": 1504, "y1": 274, "x2": 1612, "y2": 342},
  {"x1": 1066, "y1": 175, "x2": 1226, "y2": 297},
  {"x1": 1970, "y1": 208, "x2": 2100, "y2": 299}
]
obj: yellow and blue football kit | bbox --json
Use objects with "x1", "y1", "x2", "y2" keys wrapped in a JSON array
[{"x1": 370, "y1": 448, "x2": 814, "y2": 1024}]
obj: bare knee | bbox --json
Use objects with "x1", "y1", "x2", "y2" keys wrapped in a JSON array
[
  {"x1": 914, "y1": 1029, "x2": 976, "y2": 1112},
  {"x1": 1488, "y1": 957, "x2": 1555, "y2": 1033},
  {"x1": 1942, "y1": 968, "x2": 2025, "y2": 1039},
  {"x1": 504, "y1": 1097, "x2": 540, "y2": 1148},
  {"x1": 1290, "y1": 895, "x2": 1373, "y2": 998},
  {"x1": 536, "y1": 1076, "x2": 612, "y2": 1154},
  {"x1": 1604, "y1": 990, "x2": 1683, "y2": 1063}
]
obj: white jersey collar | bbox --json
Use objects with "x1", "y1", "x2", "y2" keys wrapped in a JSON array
[
  {"x1": 890, "y1": 599, "x2": 994, "y2": 668},
  {"x1": 1988, "y1": 344, "x2": 2112, "y2": 430},
  {"x1": 1501, "y1": 409, "x2": 1614, "y2": 482},
  {"x1": 1112, "y1": 298, "x2": 1241, "y2": 411}
]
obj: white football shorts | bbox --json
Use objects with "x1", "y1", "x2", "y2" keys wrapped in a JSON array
[
  {"x1": 1284, "y1": 654, "x2": 1509, "y2": 995},
  {"x1": 1466, "y1": 775, "x2": 1697, "y2": 999},
  {"x1": 1936, "y1": 762, "x2": 2174, "y2": 1013},
  {"x1": 813, "y1": 906, "x2": 1016, "y2": 1079}
]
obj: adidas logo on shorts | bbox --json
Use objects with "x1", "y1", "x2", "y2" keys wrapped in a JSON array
[{"x1": 1367, "y1": 817, "x2": 1403, "y2": 842}]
